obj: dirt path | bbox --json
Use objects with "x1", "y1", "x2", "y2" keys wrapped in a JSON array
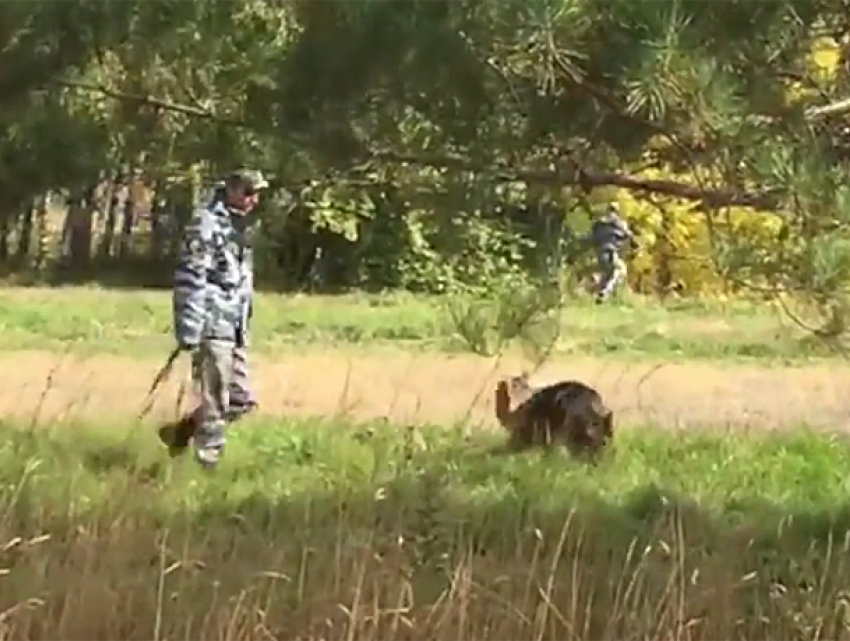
[{"x1": 0, "y1": 349, "x2": 846, "y2": 430}]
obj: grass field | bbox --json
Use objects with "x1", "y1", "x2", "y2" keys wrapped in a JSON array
[
  {"x1": 0, "y1": 285, "x2": 848, "y2": 639},
  {"x1": 0, "y1": 285, "x2": 831, "y2": 361}
]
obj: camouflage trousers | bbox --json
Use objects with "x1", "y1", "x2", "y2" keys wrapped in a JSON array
[
  {"x1": 229, "y1": 344, "x2": 257, "y2": 418},
  {"x1": 190, "y1": 339, "x2": 257, "y2": 467},
  {"x1": 596, "y1": 248, "x2": 628, "y2": 301}
]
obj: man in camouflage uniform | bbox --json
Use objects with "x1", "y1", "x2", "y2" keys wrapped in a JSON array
[
  {"x1": 159, "y1": 169, "x2": 268, "y2": 468},
  {"x1": 203, "y1": 179, "x2": 260, "y2": 420},
  {"x1": 584, "y1": 203, "x2": 637, "y2": 304}
]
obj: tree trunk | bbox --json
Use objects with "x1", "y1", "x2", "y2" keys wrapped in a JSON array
[
  {"x1": 168, "y1": 184, "x2": 193, "y2": 259},
  {"x1": 16, "y1": 198, "x2": 33, "y2": 263},
  {"x1": 656, "y1": 204, "x2": 674, "y2": 296},
  {"x1": 98, "y1": 174, "x2": 120, "y2": 260},
  {"x1": 66, "y1": 189, "x2": 94, "y2": 268},
  {"x1": 34, "y1": 194, "x2": 49, "y2": 272},
  {"x1": 149, "y1": 181, "x2": 166, "y2": 260},
  {"x1": 0, "y1": 215, "x2": 9, "y2": 263},
  {"x1": 119, "y1": 174, "x2": 140, "y2": 258}
]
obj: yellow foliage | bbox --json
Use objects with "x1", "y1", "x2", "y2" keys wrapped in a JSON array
[
  {"x1": 785, "y1": 37, "x2": 840, "y2": 103},
  {"x1": 808, "y1": 37, "x2": 840, "y2": 81},
  {"x1": 592, "y1": 165, "x2": 783, "y2": 295},
  {"x1": 578, "y1": 39, "x2": 836, "y2": 296}
]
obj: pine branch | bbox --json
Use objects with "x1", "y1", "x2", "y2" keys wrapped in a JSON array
[
  {"x1": 806, "y1": 96, "x2": 850, "y2": 119},
  {"x1": 374, "y1": 152, "x2": 780, "y2": 210},
  {"x1": 51, "y1": 78, "x2": 799, "y2": 211},
  {"x1": 52, "y1": 79, "x2": 249, "y2": 127}
]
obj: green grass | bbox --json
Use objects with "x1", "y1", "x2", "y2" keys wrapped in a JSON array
[
  {"x1": 2, "y1": 417, "x2": 850, "y2": 639},
  {"x1": 0, "y1": 285, "x2": 832, "y2": 361},
  {"x1": 0, "y1": 287, "x2": 844, "y2": 638}
]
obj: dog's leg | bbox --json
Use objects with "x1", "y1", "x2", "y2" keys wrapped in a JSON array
[{"x1": 602, "y1": 412, "x2": 614, "y2": 444}]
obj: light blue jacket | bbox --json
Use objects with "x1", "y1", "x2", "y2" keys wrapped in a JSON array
[
  {"x1": 586, "y1": 213, "x2": 634, "y2": 254},
  {"x1": 172, "y1": 197, "x2": 254, "y2": 347}
]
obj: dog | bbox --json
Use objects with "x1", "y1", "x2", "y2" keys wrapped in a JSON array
[{"x1": 494, "y1": 372, "x2": 613, "y2": 460}]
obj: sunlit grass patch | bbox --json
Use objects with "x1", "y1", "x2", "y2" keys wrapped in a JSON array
[{"x1": 0, "y1": 286, "x2": 827, "y2": 361}]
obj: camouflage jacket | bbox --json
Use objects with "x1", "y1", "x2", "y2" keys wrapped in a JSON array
[
  {"x1": 587, "y1": 213, "x2": 634, "y2": 253},
  {"x1": 172, "y1": 194, "x2": 256, "y2": 348}
]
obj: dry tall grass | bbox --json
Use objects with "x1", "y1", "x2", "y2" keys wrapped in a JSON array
[{"x1": 0, "y1": 495, "x2": 848, "y2": 640}]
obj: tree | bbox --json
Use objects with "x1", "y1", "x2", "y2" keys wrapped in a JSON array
[{"x1": 1, "y1": 0, "x2": 850, "y2": 342}]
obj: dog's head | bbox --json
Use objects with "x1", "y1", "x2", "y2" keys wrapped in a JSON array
[
  {"x1": 506, "y1": 372, "x2": 535, "y2": 403},
  {"x1": 592, "y1": 410, "x2": 615, "y2": 449},
  {"x1": 494, "y1": 372, "x2": 535, "y2": 431}
]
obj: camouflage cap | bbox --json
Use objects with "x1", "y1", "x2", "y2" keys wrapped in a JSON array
[
  {"x1": 598, "y1": 202, "x2": 620, "y2": 219},
  {"x1": 226, "y1": 168, "x2": 269, "y2": 193}
]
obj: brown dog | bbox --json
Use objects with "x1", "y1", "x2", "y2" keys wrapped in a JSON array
[{"x1": 494, "y1": 373, "x2": 613, "y2": 459}]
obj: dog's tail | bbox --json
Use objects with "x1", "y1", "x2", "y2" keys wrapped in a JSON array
[{"x1": 494, "y1": 380, "x2": 514, "y2": 431}]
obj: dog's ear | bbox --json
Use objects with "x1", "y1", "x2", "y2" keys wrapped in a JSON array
[{"x1": 506, "y1": 374, "x2": 528, "y2": 397}]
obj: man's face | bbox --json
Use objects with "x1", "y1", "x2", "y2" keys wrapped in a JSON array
[{"x1": 225, "y1": 183, "x2": 260, "y2": 214}]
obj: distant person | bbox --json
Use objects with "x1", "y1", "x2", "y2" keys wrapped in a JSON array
[
  {"x1": 583, "y1": 203, "x2": 637, "y2": 304},
  {"x1": 168, "y1": 168, "x2": 268, "y2": 468}
]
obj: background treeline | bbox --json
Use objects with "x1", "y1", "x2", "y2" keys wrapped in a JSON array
[{"x1": 3, "y1": 0, "x2": 850, "y2": 310}]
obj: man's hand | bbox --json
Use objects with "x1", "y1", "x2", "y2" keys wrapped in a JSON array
[{"x1": 178, "y1": 340, "x2": 198, "y2": 352}]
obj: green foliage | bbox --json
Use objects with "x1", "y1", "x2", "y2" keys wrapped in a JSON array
[
  {"x1": 3, "y1": 0, "x2": 850, "y2": 340},
  {"x1": 444, "y1": 277, "x2": 563, "y2": 364},
  {"x1": 398, "y1": 211, "x2": 536, "y2": 294}
]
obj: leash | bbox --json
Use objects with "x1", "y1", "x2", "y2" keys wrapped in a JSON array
[{"x1": 139, "y1": 346, "x2": 183, "y2": 421}]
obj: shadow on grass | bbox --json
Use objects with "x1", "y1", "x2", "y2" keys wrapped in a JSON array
[{"x1": 0, "y1": 419, "x2": 848, "y2": 639}]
